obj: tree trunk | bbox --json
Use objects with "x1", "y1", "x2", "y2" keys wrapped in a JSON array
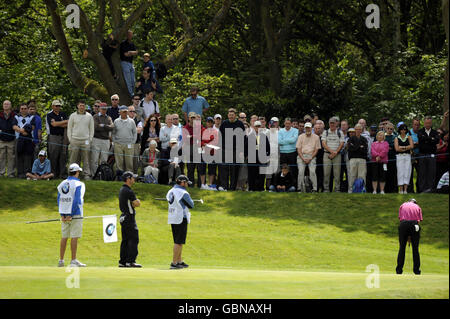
[{"x1": 443, "y1": 0, "x2": 449, "y2": 130}]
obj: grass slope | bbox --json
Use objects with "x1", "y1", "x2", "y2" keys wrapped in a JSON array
[{"x1": 0, "y1": 178, "x2": 448, "y2": 298}]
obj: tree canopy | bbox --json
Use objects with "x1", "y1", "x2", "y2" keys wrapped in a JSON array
[{"x1": 0, "y1": 0, "x2": 448, "y2": 127}]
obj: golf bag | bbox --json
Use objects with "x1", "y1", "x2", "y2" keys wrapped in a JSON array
[
  {"x1": 352, "y1": 178, "x2": 366, "y2": 193},
  {"x1": 94, "y1": 163, "x2": 115, "y2": 181}
]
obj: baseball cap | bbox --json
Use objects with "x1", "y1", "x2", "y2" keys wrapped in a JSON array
[
  {"x1": 69, "y1": 163, "x2": 83, "y2": 173},
  {"x1": 271, "y1": 117, "x2": 279, "y2": 122},
  {"x1": 38, "y1": 150, "x2": 47, "y2": 157},
  {"x1": 188, "y1": 112, "x2": 197, "y2": 118},
  {"x1": 370, "y1": 124, "x2": 378, "y2": 130},
  {"x1": 214, "y1": 114, "x2": 222, "y2": 119},
  {"x1": 176, "y1": 175, "x2": 192, "y2": 185},
  {"x1": 348, "y1": 127, "x2": 356, "y2": 132},
  {"x1": 143, "y1": 53, "x2": 150, "y2": 57},
  {"x1": 409, "y1": 198, "x2": 417, "y2": 204},
  {"x1": 206, "y1": 116, "x2": 214, "y2": 122},
  {"x1": 329, "y1": 117, "x2": 339, "y2": 123},
  {"x1": 397, "y1": 121, "x2": 405, "y2": 128},
  {"x1": 254, "y1": 121, "x2": 262, "y2": 127},
  {"x1": 119, "y1": 105, "x2": 128, "y2": 112},
  {"x1": 304, "y1": 114, "x2": 312, "y2": 121},
  {"x1": 52, "y1": 100, "x2": 62, "y2": 106},
  {"x1": 122, "y1": 171, "x2": 138, "y2": 181},
  {"x1": 304, "y1": 122, "x2": 312, "y2": 128},
  {"x1": 99, "y1": 102, "x2": 108, "y2": 108}
]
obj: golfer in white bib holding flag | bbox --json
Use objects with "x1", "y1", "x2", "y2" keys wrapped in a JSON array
[{"x1": 166, "y1": 175, "x2": 194, "y2": 269}]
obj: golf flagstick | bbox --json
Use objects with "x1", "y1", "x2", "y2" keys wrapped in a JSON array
[
  {"x1": 26, "y1": 214, "x2": 116, "y2": 224},
  {"x1": 154, "y1": 198, "x2": 204, "y2": 204}
]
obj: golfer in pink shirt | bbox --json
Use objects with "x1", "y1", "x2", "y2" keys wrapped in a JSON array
[{"x1": 396, "y1": 199, "x2": 423, "y2": 275}]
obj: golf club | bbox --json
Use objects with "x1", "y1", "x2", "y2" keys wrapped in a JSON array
[
  {"x1": 154, "y1": 198, "x2": 204, "y2": 204},
  {"x1": 26, "y1": 214, "x2": 116, "y2": 224}
]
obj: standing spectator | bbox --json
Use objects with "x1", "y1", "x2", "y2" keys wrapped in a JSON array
[
  {"x1": 313, "y1": 122, "x2": 324, "y2": 192},
  {"x1": 270, "y1": 117, "x2": 280, "y2": 129},
  {"x1": 384, "y1": 122, "x2": 398, "y2": 193},
  {"x1": 238, "y1": 112, "x2": 247, "y2": 123},
  {"x1": 339, "y1": 119, "x2": 350, "y2": 192},
  {"x1": 182, "y1": 87, "x2": 209, "y2": 124},
  {"x1": 247, "y1": 120, "x2": 270, "y2": 191},
  {"x1": 219, "y1": 108, "x2": 246, "y2": 191},
  {"x1": 16, "y1": 122, "x2": 34, "y2": 179},
  {"x1": 297, "y1": 120, "x2": 305, "y2": 135},
  {"x1": 347, "y1": 124, "x2": 368, "y2": 193},
  {"x1": 160, "y1": 114, "x2": 175, "y2": 152},
  {"x1": 214, "y1": 114, "x2": 222, "y2": 131},
  {"x1": 142, "y1": 140, "x2": 160, "y2": 182},
  {"x1": 291, "y1": 118, "x2": 299, "y2": 130},
  {"x1": 92, "y1": 100, "x2": 101, "y2": 115},
  {"x1": 203, "y1": 116, "x2": 219, "y2": 188},
  {"x1": 183, "y1": 112, "x2": 207, "y2": 188},
  {"x1": 107, "y1": 94, "x2": 121, "y2": 122},
  {"x1": 26, "y1": 150, "x2": 54, "y2": 180},
  {"x1": 28, "y1": 101, "x2": 42, "y2": 158},
  {"x1": 371, "y1": 131, "x2": 389, "y2": 194},
  {"x1": 91, "y1": 103, "x2": 114, "y2": 176},
  {"x1": 67, "y1": 101, "x2": 94, "y2": 180},
  {"x1": 278, "y1": 117, "x2": 299, "y2": 189},
  {"x1": 101, "y1": 33, "x2": 119, "y2": 80},
  {"x1": 130, "y1": 94, "x2": 143, "y2": 121},
  {"x1": 408, "y1": 118, "x2": 421, "y2": 193},
  {"x1": 269, "y1": 163, "x2": 296, "y2": 192},
  {"x1": 0, "y1": 100, "x2": 20, "y2": 177},
  {"x1": 358, "y1": 118, "x2": 373, "y2": 193},
  {"x1": 139, "y1": 89, "x2": 160, "y2": 121},
  {"x1": 46, "y1": 100, "x2": 69, "y2": 179},
  {"x1": 296, "y1": 122, "x2": 321, "y2": 192},
  {"x1": 394, "y1": 124, "x2": 414, "y2": 194},
  {"x1": 128, "y1": 105, "x2": 143, "y2": 174},
  {"x1": 120, "y1": 30, "x2": 138, "y2": 97},
  {"x1": 112, "y1": 106, "x2": 137, "y2": 173},
  {"x1": 435, "y1": 130, "x2": 448, "y2": 188},
  {"x1": 417, "y1": 116, "x2": 440, "y2": 192},
  {"x1": 140, "y1": 115, "x2": 161, "y2": 153},
  {"x1": 322, "y1": 117, "x2": 344, "y2": 192}
]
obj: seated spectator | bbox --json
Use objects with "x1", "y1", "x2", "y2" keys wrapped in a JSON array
[
  {"x1": 141, "y1": 140, "x2": 160, "y2": 183},
  {"x1": 435, "y1": 171, "x2": 449, "y2": 193},
  {"x1": 269, "y1": 164, "x2": 296, "y2": 192},
  {"x1": 27, "y1": 150, "x2": 54, "y2": 180},
  {"x1": 370, "y1": 131, "x2": 389, "y2": 194}
]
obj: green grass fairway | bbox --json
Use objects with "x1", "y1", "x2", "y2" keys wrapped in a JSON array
[
  {"x1": 0, "y1": 178, "x2": 448, "y2": 298},
  {"x1": 0, "y1": 267, "x2": 448, "y2": 299}
]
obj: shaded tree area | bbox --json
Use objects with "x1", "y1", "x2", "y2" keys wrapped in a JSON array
[{"x1": 0, "y1": 0, "x2": 447, "y2": 127}]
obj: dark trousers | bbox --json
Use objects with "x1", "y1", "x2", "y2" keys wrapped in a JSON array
[
  {"x1": 365, "y1": 160, "x2": 374, "y2": 193},
  {"x1": 219, "y1": 163, "x2": 240, "y2": 190},
  {"x1": 280, "y1": 151, "x2": 298, "y2": 190},
  {"x1": 418, "y1": 155, "x2": 436, "y2": 192},
  {"x1": 16, "y1": 153, "x2": 33, "y2": 178},
  {"x1": 385, "y1": 159, "x2": 397, "y2": 193},
  {"x1": 48, "y1": 135, "x2": 68, "y2": 178},
  {"x1": 187, "y1": 162, "x2": 206, "y2": 187},
  {"x1": 316, "y1": 149, "x2": 324, "y2": 192},
  {"x1": 340, "y1": 154, "x2": 349, "y2": 192},
  {"x1": 119, "y1": 222, "x2": 139, "y2": 264},
  {"x1": 396, "y1": 221, "x2": 421, "y2": 274},
  {"x1": 248, "y1": 164, "x2": 265, "y2": 191}
]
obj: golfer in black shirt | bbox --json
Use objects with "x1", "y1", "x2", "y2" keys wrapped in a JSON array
[{"x1": 118, "y1": 171, "x2": 142, "y2": 267}]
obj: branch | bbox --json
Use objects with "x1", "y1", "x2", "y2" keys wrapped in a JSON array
[
  {"x1": 164, "y1": 0, "x2": 232, "y2": 68},
  {"x1": 110, "y1": 0, "x2": 123, "y2": 29},
  {"x1": 96, "y1": 0, "x2": 106, "y2": 35},
  {"x1": 117, "y1": 0, "x2": 152, "y2": 40},
  {"x1": 168, "y1": 0, "x2": 194, "y2": 39}
]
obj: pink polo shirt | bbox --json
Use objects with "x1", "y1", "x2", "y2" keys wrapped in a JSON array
[{"x1": 398, "y1": 202, "x2": 423, "y2": 222}]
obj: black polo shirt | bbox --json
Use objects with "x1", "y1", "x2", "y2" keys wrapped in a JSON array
[
  {"x1": 120, "y1": 40, "x2": 137, "y2": 63},
  {"x1": 417, "y1": 128, "x2": 440, "y2": 154},
  {"x1": 119, "y1": 184, "x2": 137, "y2": 217},
  {"x1": 46, "y1": 111, "x2": 68, "y2": 136},
  {"x1": 107, "y1": 106, "x2": 120, "y2": 122}
]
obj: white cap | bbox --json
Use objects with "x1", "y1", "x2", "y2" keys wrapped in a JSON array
[
  {"x1": 271, "y1": 117, "x2": 279, "y2": 122},
  {"x1": 254, "y1": 121, "x2": 262, "y2": 127},
  {"x1": 38, "y1": 150, "x2": 47, "y2": 157},
  {"x1": 69, "y1": 163, "x2": 83, "y2": 173},
  {"x1": 304, "y1": 122, "x2": 312, "y2": 128},
  {"x1": 214, "y1": 114, "x2": 222, "y2": 119},
  {"x1": 170, "y1": 137, "x2": 178, "y2": 144}
]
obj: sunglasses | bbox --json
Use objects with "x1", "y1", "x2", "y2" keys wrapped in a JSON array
[
  {"x1": 112, "y1": 98, "x2": 119, "y2": 101},
  {"x1": 150, "y1": 119, "x2": 157, "y2": 122}
]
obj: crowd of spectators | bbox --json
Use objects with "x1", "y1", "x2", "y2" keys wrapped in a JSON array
[{"x1": 1, "y1": 93, "x2": 448, "y2": 195}]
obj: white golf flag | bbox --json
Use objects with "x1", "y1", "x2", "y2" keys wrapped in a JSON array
[{"x1": 102, "y1": 215, "x2": 117, "y2": 243}]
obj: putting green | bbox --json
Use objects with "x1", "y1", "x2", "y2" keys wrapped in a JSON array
[{"x1": 0, "y1": 266, "x2": 448, "y2": 299}]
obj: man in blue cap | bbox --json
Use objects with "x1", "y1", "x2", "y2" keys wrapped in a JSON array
[{"x1": 166, "y1": 175, "x2": 194, "y2": 269}]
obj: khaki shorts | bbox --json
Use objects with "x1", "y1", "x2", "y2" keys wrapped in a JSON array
[{"x1": 61, "y1": 218, "x2": 83, "y2": 238}]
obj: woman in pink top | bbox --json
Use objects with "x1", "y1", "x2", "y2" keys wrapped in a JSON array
[{"x1": 371, "y1": 131, "x2": 389, "y2": 194}]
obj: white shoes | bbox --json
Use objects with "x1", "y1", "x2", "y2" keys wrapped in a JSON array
[
  {"x1": 70, "y1": 259, "x2": 86, "y2": 267},
  {"x1": 373, "y1": 191, "x2": 377, "y2": 194},
  {"x1": 200, "y1": 184, "x2": 209, "y2": 190},
  {"x1": 380, "y1": 191, "x2": 385, "y2": 194}
]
